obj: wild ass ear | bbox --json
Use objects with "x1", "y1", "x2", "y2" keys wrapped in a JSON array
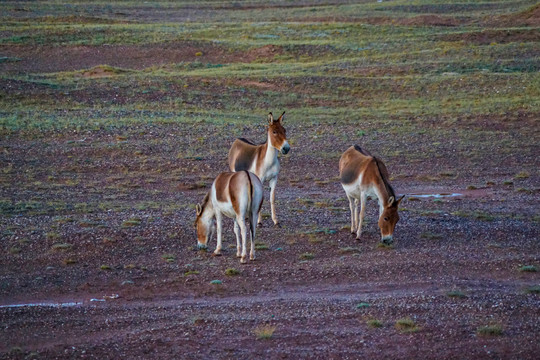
[
  {"x1": 277, "y1": 111, "x2": 285, "y2": 123},
  {"x1": 196, "y1": 204, "x2": 202, "y2": 216},
  {"x1": 387, "y1": 196, "x2": 395, "y2": 206},
  {"x1": 396, "y1": 195, "x2": 405, "y2": 205},
  {"x1": 267, "y1": 112, "x2": 274, "y2": 124}
]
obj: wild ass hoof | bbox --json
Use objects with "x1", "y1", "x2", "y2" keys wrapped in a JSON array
[
  {"x1": 273, "y1": 222, "x2": 281, "y2": 228},
  {"x1": 236, "y1": 251, "x2": 242, "y2": 258},
  {"x1": 212, "y1": 250, "x2": 222, "y2": 256},
  {"x1": 240, "y1": 256, "x2": 247, "y2": 264},
  {"x1": 257, "y1": 222, "x2": 263, "y2": 228},
  {"x1": 250, "y1": 254, "x2": 256, "y2": 261},
  {"x1": 197, "y1": 243, "x2": 208, "y2": 251}
]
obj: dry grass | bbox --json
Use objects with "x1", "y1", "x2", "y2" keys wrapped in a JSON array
[{"x1": 254, "y1": 324, "x2": 277, "y2": 340}]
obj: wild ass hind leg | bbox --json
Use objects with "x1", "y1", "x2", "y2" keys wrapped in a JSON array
[
  {"x1": 213, "y1": 212, "x2": 223, "y2": 256},
  {"x1": 249, "y1": 213, "x2": 257, "y2": 261},
  {"x1": 347, "y1": 195, "x2": 356, "y2": 234},
  {"x1": 269, "y1": 177, "x2": 280, "y2": 227},
  {"x1": 356, "y1": 193, "x2": 367, "y2": 240},
  {"x1": 237, "y1": 218, "x2": 249, "y2": 264},
  {"x1": 233, "y1": 220, "x2": 241, "y2": 258}
]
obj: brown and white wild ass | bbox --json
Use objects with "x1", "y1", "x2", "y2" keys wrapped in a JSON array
[
  {"x1": 339, "y1": 145, "x2": 404, "y2": 244},
  {"x1": 195, "y1": 170, "x2": 263, "y2": 263},
  {"x1": 228, "y1": 111, "x2": 290, "y2": 227}
]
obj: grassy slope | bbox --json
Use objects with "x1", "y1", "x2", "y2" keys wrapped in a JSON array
[{"x1": 0, "y1": 0, "x2": 538, "y2": 192}]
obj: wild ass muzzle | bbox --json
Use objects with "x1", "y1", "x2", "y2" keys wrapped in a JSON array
[
  {"x1": 339, "y1": 145, "x2": 404, "y2": 244},
  {"x1": 227, "y1": 111, "x2": 290, "y2": 227},
  {"x1": 195, "y1": 171, "x2": 264, "y2": 263}
]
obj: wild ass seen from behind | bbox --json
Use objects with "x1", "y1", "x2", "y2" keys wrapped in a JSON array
[
  {"x1": 339, "y1": 145, "x2": 404, "y2": 244},
  {"x1": 228, "y1": 111, "x2": 290, "y2": 227},
  {"x1": 195, "y1": 171, "x2": 263, "y2": 263}
]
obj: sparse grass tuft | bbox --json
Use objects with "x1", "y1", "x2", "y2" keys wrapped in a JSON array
[
  {"x1": 356, "y1": 302, "x2": 371, "y2": 309},
  {"x1": 210, "y1": 279, "x2": 222, "y2": 285},
  {"x1": 421, "y1": 232, "x2": 443, "y2": 240},
  {"x1": 122, "y1": 218, "x2": 142, "y2": 227},
  {"x1": 395, "y1": 317, "x2": 419, "y2": 333},
  {"x1": 477, "y1": 325, "x2": 503, "y2": 337},
  {"x1": 162, "y1": 253, "x2": 176, "y2": 263},
  {"x1": 184, "y1": 270, "x2": 200, "y2": 276},
  {"x1": 514, "y1": 171, "x2": 530, "y2": 179},
  {"x1": 367, "y1": 319, "x2": 383, "y2": 328},
  {"x1": 9, "y1": 247, "x2": 21, "y2": 254},
  {"x1": 51, "y1": 243, "x2": 72, "y2": 251},
  {"x1": 254, "y1": 324, "x2": 277, "y2": 340},
  {"x1": 377, "y1": 242, "x2": 394, "y2": 250},
  {"x1": 339, "y1": 247, "x2": 360, "y2": 254},
  {"x1": 225, "y1": 268, "x2": 240, "y2": 276},
  {"x1": 100, "y1": 265, "x2": 112, "y2": 270},
  {"x1": 447, "y1": 290, "x2": 467, "y2": 298},
  {"x1": 524, "y1": 285, "x2": 540, "y2": 294},
  {"x1": 299, "y1": 252, "x2": 314, "y2": 260},
  {"x1": 519, "y1": 265, "x2": 537, "y2": 272},
  {"x1": 255, "y1": 242, "x2": 269, "y2": 250},
  {"x1": 63, "y1": 258, "x2": 77, "y2": 265}
]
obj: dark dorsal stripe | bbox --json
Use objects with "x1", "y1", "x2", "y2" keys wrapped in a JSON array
[
  {"x1": 373, "y1": 157, "x2": 395, "y2": 200},
  {"x1": 354, "y1": 144, "x2": 372, "y2": 156}
]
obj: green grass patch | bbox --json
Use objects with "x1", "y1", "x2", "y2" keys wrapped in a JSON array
[
  {"x1": 299, "y1": 252, "x2": 314, "y2": 260},
  {"x1": 162, "y1": 253, "x2": 176, "y2": 263},
  {"x1": 122, "y1": 218, "x2": 142, "y2": 227},
  {"x1": 254, "y1": 242, "x2": 269, "y2": 250},
  {"x1": 446, "y1": 290, "x2": 467, "y2": 298},
  {"x1": 356, "y1": 302, "x2": 371, "y2": 309},
  {"x1": 224, "y1": 268, "x2": 240, "y2": 276},
  {"x1": 100, "y1": 265, "x2": 112, "y2": 270},
  {"x1": 519, "y1": 265, "x2": 537, "y2": 272},
  {"x1": 367, "y1": 319, "x2": 383, "y2": 328},
  {"x1": 477, "y1": 325, "x2": 503, "y2": 337}
]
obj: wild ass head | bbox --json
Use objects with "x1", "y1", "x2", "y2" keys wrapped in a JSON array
[
  {"x1": 194, "y1": 193, "x2": 214, "y2": 250},
  {"x1": 267, "y1": 111, "x2": 290, "y2": 155},
  {"x1": 378, "y1": 195, "x2": 404, "y2": 245}
]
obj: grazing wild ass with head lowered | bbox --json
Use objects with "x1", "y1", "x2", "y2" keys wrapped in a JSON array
[
  {"x1": 228, "y1": 111, "x2": 290, "y2": 227},
  {"x1": 195, "y1": 170, "x2": 263, "y2": 263},
  {"x1": 339, "y1": 145, "x2": 404, "y2": 244}
]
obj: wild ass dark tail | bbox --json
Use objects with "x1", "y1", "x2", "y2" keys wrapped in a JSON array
[{"x1": 244, "y1": 170, "x2": 255, "y2": 238}]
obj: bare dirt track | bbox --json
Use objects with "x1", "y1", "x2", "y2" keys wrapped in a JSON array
[{"x1": 1, "y1": 1, "x2": 539, "y2": 359}]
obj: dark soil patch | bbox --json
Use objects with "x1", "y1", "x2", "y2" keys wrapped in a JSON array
[{"x1": 440, "y1": 28, "x2": 540, "y2": 45}]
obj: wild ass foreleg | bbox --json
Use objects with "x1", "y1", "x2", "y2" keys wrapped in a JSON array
[
  {"x1": 214, "y1": 212, "x2": 223, "y2": 256},
  {"x1": 269, "y1": 177, "x2": 279, "y2": 226},
  {"x1": 233, "y1": 220, "x2": 241, "y2": 258},
  {"x1": 356, "y1": 193, "x2": 367, "y2": 240}
]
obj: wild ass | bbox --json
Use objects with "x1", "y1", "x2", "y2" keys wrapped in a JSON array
[
  {"x1": 195, "y1": 170, "x2": 263, "y2": 263},
  {"x1": 228, "y1": 111, "x2": 290, "y2": 227},
  {"x1": 339, "y1": 145, "x2": 404, "y2": 244}
]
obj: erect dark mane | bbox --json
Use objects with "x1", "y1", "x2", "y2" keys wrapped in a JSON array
[
  {"x1": 238, "y1": 137, "x2": 267, "y2": 146},
  {"x1": 353, "y1": 144, "x2": 372, "y2": 156},
  {"x1": 373, "y1": 157, "x2": 396, "y2": 199}
]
